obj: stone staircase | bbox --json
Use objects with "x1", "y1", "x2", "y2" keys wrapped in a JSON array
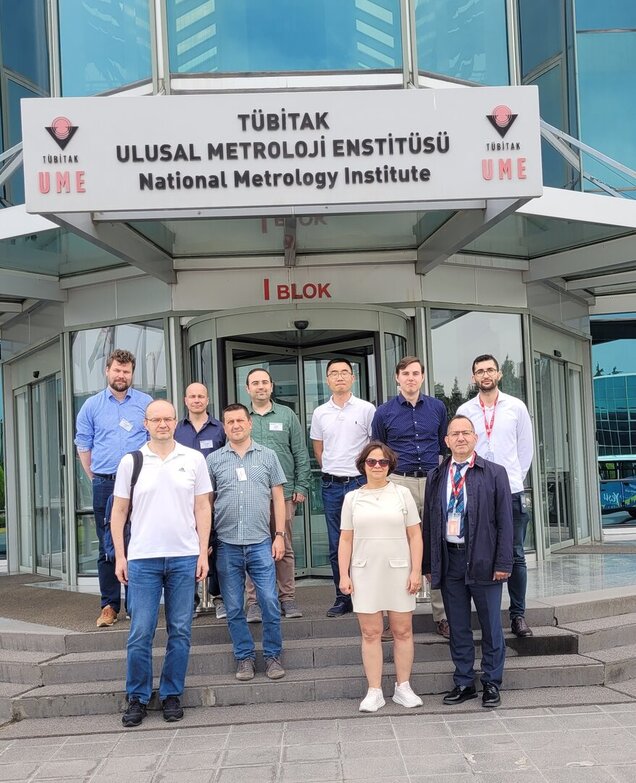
[{"x1": 2, "y1": 589, "x2": 636, "y2": 725}]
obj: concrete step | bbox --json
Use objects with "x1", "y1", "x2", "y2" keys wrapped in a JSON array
[
  {"x1": 0, "y1": 650, "x2": 58, "y2": 686},
  {"x1": 559, "y1": 612, "x2": 636, "y2": 653},
  {"x1": 10, "y1": 653, "x2": 603, "y2": 720},
  {"x1": 585, "y1": 643, "x2": 636, "y2": 684},
  {"x1": 33, "y1": 626, "x2": 575, "y2": 686},
  {"x1": 551, "y1": 587, "x2": 636, "y2": 625}
]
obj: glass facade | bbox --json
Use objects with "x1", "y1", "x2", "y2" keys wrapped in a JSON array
[
  {"x1": 58, "y1": 0, "x2": 152, "y2": 96},
  {"x1": 415, "y1": 0, "x2": 509, "y2": 85},
  {"x1": 595, "y1": 375, "x2": 636, "y2": 457},
  {"x1": 166, "y1": 0, "x2": 402, "y2": 75},
  {"x1": 72, "y1": 321, "x2": 167, "y2": 575}
]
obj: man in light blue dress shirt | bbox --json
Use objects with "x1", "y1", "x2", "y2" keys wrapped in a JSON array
[{"x1": 75, "y1": 349, "x2": 152, "y2": 628}]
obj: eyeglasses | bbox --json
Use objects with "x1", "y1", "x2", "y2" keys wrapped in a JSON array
[
  {"x1": 473, "y1": 368, "x2": 498, "y2": 377},
  {"x1": 327, "y1": 370, "x2": 353, "y2": 378},
  {"x1": 146, "y1": 417, "x2": 176, "y2": 424},
  {"x1": 365, "y1": 458, "x2": 390, "y2": 468},
  {"x1": 447, "y1": 430, "x2": 475, "y2": 439}
]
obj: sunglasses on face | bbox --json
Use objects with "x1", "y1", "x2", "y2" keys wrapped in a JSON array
[{"x1": 365, "y1": 458, "x2": 390, "y2": 468}]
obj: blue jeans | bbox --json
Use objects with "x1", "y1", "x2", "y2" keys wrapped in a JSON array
[
  {"x1": 321, "y1": 475, "x2": 366, "y2": 600},
  {"x1": 92, "y1": 476, "x2": 124, "y2": 612},
  {"x1": 126, "y1": 555, "x2": 198, "y2": 704},
  {"x1": 216, "y1": 539, "x2": 282, "y2": 661},
  {"x1": 508, "y1": 492, "x2": 529, "y2": 620}
]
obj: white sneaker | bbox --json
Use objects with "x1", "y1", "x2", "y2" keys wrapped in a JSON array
[
  {"x1": 392, "y1": 681, "x2": 423, "y2": 708},
  {"x1": 359, "y1": 688, "x2": 385, "y2": 713}
]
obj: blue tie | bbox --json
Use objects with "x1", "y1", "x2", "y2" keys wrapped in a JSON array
[{"x1": 448, "y1": 462, "x2": 468, "y2": 536}]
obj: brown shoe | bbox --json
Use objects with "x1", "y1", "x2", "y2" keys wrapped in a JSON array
[
  {"x1": 435, "y1": 619, "x2": 450, "y2": 639},
  {"x1": 96, "y1": 606, "x2": 118, "y2": 628}
]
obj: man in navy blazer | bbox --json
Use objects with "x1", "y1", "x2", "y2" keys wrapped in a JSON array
[{"x1": 423, "y1": 414, "x2": 513, "y2": 708}]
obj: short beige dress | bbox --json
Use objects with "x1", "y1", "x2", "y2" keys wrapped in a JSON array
[{"x1": 340, "y1": 482, "x2": 421, "y2": 613}]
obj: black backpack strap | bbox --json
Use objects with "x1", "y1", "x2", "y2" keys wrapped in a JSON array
[{"x1": 130, "y1": 450, "x2": 143, "y2": 498}]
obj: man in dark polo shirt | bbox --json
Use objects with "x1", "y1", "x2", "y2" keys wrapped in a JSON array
[
  {"x1": 175, "y1": 382, "x2": 226, "y2": 618},
  {"x1": 372, "y1": 356, "x2": 450, "y2": 638}
]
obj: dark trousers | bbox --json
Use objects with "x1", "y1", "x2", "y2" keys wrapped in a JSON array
[
  {"x1": 441, "y1": 545, "x2": 506, "y2": 688},
  {"x1": 508, "y1": 492, "x2": 529, "y2": 620},
  {"x1": 321, "y1": 475, "x2": 365, "y2": 600},
  {"x1": 92, "y1": 476, "x2": 124, "y2": 612}
]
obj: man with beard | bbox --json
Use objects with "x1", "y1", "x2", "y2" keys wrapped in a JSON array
[
  {"x1": 75, "y1": 349, "x2": 152, "y2": 628},
  {"x1": 372, "y1": 356, "x2": 450, "y2": 638},
  {"x1": 457, "y1": 354, "x2": 534, "y2": 638}
]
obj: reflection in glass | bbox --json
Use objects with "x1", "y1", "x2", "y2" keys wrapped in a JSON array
[
  {"x1": 383, "y1": 333, "x2": 406, "y2": 400},
  {"x1": 518, "y1": 0, "x2": 564, "y2": 79},
  {"x1": 577, "y1": 31, "x2": 636, "y2": 191},
  {"x1": 415, "y1": 0, "x2": 509, "y2": 85},
  {"x1": 0, "y1": 0, "x2": 49, "y2": 90},
  {"x1": 166, "y1": 0, "x2": 402, "y2": 74},
  {"x1": 15, "y1": 390, "x2": 33, "y2": 569},
  {"x1": 72, "y1": 320, "x2": 167, "y2": 575},
  {"x1": 58, "y1": 0, "x2": 151, "y2": 95},
  {"x1": 576, "y1": 0, "x2": 636, "y2": 30}
]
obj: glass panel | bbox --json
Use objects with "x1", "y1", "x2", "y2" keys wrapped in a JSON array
[
  {"x1": 464, "y1": 213, "x2": 634, "y2": 258},
  {"x1": 166, "y1": 0, "x2": 402, "y2": 75},
  {"x1": 190, "y1": 341, "x2": 214, "y2": 399},
  {"x1": 130, "y1": 210, "x2": 455, "y2": 258},
  {"x1": 415, "y1": 0, "x2": 509, "y2": 85},
  {"x1": 5, "y1": 79, "x2": 39, "y2": 205},
  {"x1": 58, "y1": 0, "x2": 152, "y2": 96},
  {"x1": 576, "y1": 0, "x2": 636, "y2": 30},
  {"x1": 33, "y1": 376, "x2": 65, "y2": 575},
  {"x1": 577, "y1": 31, "x2": 636, "y2": 192},
  {"x1": 534, "y1": 355, "x2": 573, "y2": 549},
  {"x1": 0, "y1": 0, "x2": 50, "y2": 90},
  {"x1": 568, "y1": 367, "x2": 589, "y2": 539},
  {"x1": 230, "y1": 350, "x2": 306, "y2": 569},
  {"x1": 383, "y1": 333, "x2": 406, "y2": 402},
  {"x1": 303, "y1": 347, "x2": 373, "y2": 570},
  {"x1": 72, "y1": 320, "x2": 167, "y2": 575},
  {"x1": 431, "y1": 309, "x2": 534, "y2": 551},
  {"x1": 14, "y1": 389, "x2": 33, "y2": 569},
  {"x1": 518, "y1": 0, "x2": 564, "y2": 78},
  {"x1": 530, "y1": 65, "x2": 573, "y2": 189}
]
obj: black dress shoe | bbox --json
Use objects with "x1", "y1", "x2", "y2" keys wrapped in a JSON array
[
  {"x1": 511, "y1": 616, "x2": 533, "y2": 637},
  {"x1": 443, "y1": 685, "x2": 477, "y2": 705},
  {"x1": 326, "y1": 598, "x2": 353, "y2": 617},
  {"x1": 482, "y1": 683, "x2": 501, "y2": 708}
]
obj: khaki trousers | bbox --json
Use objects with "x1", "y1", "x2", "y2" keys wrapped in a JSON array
[
  {"x1": 247, "y1": 498, "x2": 297, "y2": 605},
  {"x1": 389, "y1": 473, "x2": 446, "y2": 623}
]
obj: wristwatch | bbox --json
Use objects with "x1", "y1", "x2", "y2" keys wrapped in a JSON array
[{"x1": 275, "y1": 531, "x2": 286, "y2": 538}]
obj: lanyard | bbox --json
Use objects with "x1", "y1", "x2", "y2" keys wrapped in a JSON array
[
  {"x1": 479, "y1": 393, "x2": 499, "y2": 442},
  {"x1": 449, "y1": 452, "x2": 476, "y2": 507}
]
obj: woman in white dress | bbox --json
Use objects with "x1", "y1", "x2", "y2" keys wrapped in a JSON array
[{"x1": 338, "y1": 441, "x2": 423, "y2": 713}]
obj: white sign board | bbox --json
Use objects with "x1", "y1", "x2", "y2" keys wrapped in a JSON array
[{"x1": 21, "y1": 87, "x2": 542, "y2": 215}]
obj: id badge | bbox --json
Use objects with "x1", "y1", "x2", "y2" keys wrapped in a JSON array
[
  {"x1": 269, "y1": 422, "x2": 283, "y2": 431},
  {"x1": 446, "y1": 512, "x2": 462, "y2": 538},
  {"x1": 200, "y1": 439, "x2": 215, "y2": 449},
  {"x1": 119, "y1": 418, "x2": 133, "y2": 432},
  {"x1": 485, "y1": 450, "x2": 495, "y2": 462},
  {"x1": 236, "y1": 467, "x2": 247, "y2": 481}
]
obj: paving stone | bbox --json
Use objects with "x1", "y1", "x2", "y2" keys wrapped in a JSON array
[
  {"x1": 454, "y1": 734, "x2": 519, "y2": 754},
  {"x1": 283, "y1": 743, "x2": 340, "y2": 762},
  {"x1": 463, "y1": 750, "x2": 536, "y2": 774},
  {"x1": 159, "y1": 750, "x2": 221, "y2": 770},
  {"x1": 278, "y1": 760, "x2": 342, "y2": 782},
  {"x1": 113, "y1": 737, "x2": 172, "y2": 755},
  {"x1": 0, "y1": 745, "x2": 58, "y2": 763},
  {"x1": 390, "y1": 720, "x2": 452, "y2": 739},
  {"x1": 283, "y1": 727, "x2": 340, "y2": 746},
  {"x1": 216, "y1": 764, "x2": 277, "y2": 783},
  {"x1": 404, "y1": 753, "x2": 471, "y2": 777},
  {"x1": 226, "y1": 730, "x2": 282, "y2": 749},
  {"x1": 0, "y1": 761, "x2": 39, "y2": 781},
  {"x1": 341, "y1": 740, "x2": 400, "y2": 759},
  {"x1": 93, "y1": 753, "x2": 162, "y2": 775},
  {"x1": 538, "y1": 768, "x2": 619, "y2": 783},
  {"x1": 153, "y1": 771, "x2": 215, "y2": 783},
  {"x1": 341, "y1": 754, "x2": 407, "y2": 779},
  {"x1": 222, "y1": 745, "x2": 281, "y2": 767},
  {"x1": 604, "y1": 766, "x2": 636, "y2": 783},
  {"x1": 398, "y1": 737, "x2": 459, "y2": 756},
  {"x1": 51, "y1": 741, "x2": 121, "y2": 759},
  {"x1": 168, "y1": 734, "x2": 228, "y2": 753},
  {"x1": 446, "y1": 718, "x2": 509, "y2": 737},
  {"x1": 31, "y1": 758, "x2": 100, "y2": 778},
  {"x1": 523, "y1": 745, "x2": 598, "y2": 770}
]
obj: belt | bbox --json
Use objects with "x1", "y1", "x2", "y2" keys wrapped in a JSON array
[
  {"x1": 321, "y1": 473, "x2": 360, "y2": 484},
  {"x1": 446, "y1": 541, "x2": 466, "y2": 549},
  {"x1": 394, "y1": 470, "x2": 427, "y2": 478},
  {"x1": 93, "y1": 472, "x2": 117, "y2": 481}
]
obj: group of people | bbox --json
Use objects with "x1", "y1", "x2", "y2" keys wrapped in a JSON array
[{"x1": 74, "y1": 348, "x2": 533, "y2": 726}]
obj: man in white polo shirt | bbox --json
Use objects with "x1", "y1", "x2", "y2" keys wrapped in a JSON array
[
  {"x1": 110, "y1": 399, "x2": 212, "y2": 728},
  {"x1": 310, "y1": 358, "x2": 375, "y2": 617},
  {"x1": 457, "y1": 353, "x2": 534, "y2": 638}
]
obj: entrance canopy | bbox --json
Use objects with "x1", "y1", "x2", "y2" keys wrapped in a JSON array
[{"x1": 2, "y1": 86, "x2": 636, "y2": 323}]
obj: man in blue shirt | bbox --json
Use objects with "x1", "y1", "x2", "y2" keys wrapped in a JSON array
[
  {"x1": 372, "y1": 356, "x2": 450, "y2": 638},
  {"x1": 75, "y1": 349, "x2": 152, "y2": 628},
  {"x1": 207, "y1": 404, "x2": 287, "y2": 682},
  {"x1": 175, "y1": 382, "x2": 226, "y2": 619}
]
